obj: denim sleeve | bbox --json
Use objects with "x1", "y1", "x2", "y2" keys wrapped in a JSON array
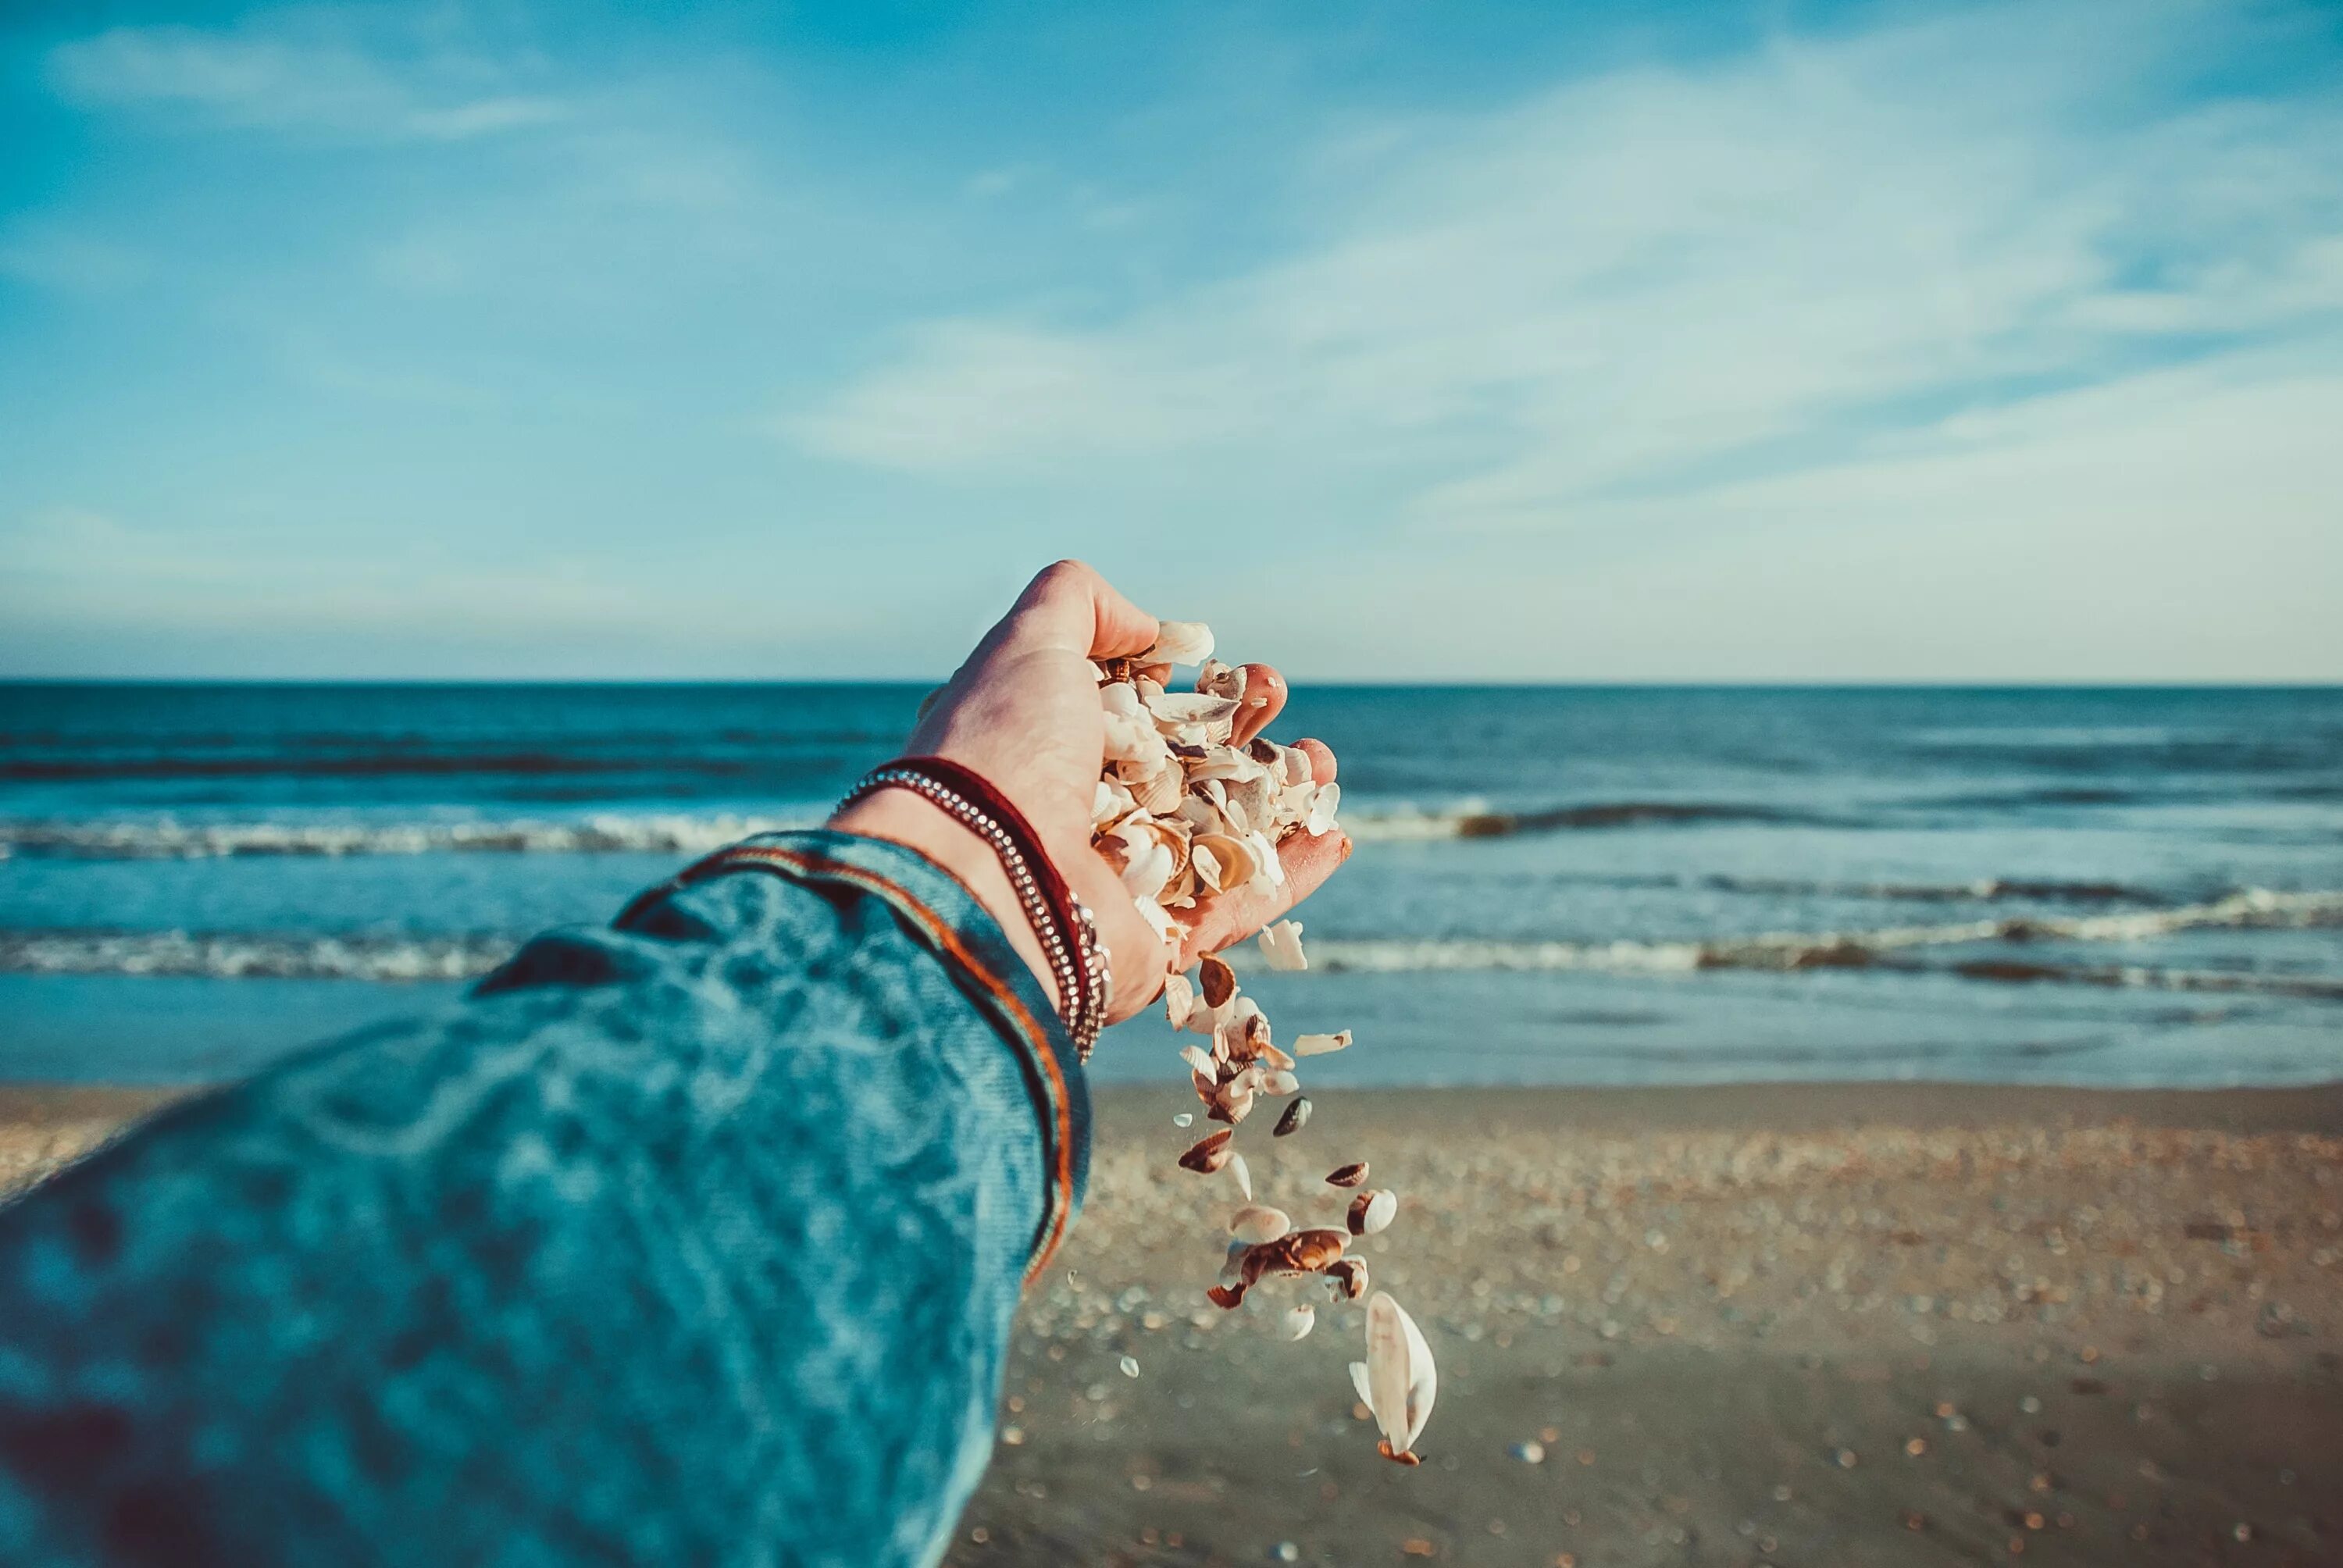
[{"x1": 0, "y1": 830, "x2": 1089, "y2": 1568}]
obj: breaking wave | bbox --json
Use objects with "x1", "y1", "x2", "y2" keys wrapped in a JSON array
[
  {"x1": 9, "y1": 889, "x2": 2338, "y2": 988},
  {"x1": 0, "y1": 813, "x2": 819, "y2": 861},
  {"x1": 1301, "y1": 889, "x2": 2343, "y2": 977},
  {"x1": 0, "y1": 930, "x2": 515, "y2": 982}
]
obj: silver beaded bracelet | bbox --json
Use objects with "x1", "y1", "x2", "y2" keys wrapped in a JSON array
[{"x1": 840, "y1": 765, "x2": 1113, "y2": 1061}]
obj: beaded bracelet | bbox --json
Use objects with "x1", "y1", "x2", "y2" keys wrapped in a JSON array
[{"x1": 839, "y1": 757, "x2": 1113, "y2": 1061}]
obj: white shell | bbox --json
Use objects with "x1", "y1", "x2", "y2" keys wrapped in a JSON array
[
  {"x1": 1282, "y1": 1304, "x2": 1316, "y2": 1342},
  {"x1": 1305, "y1": 781, "x2": 1343, "y2": 836},
  {"x1": 1144, "y1": 690, "x2": 1242, "y2": 726},
  {"x1": 1259, "y1": 1068, "x2": 1300, "y2": 1097},
  {"x1": 1358, "y1": 1189, "x2": 1398, "y2": 1235},
  {"x1": 1228, "y1": 1204, "x2": 1291, "y2": 1245},
  {"x1": 1163, "y1": 971, "x2": 1196, "y2": 1030},
  {"x1": 1226, "y1": 1152, "x2": 1253, "y2": 1203},
  {"x1": 1349, "y1": 1360, "x2": 1373, "y2": 1407},
  {"x1": 1293, "y1": 1030, "x2": 1353, "y2": 1057},
  {"x1": 1147, "y1": 620, "x2": 1214, "y2": 666},
  {"x1": 1258, "y1": 919, "x2": 1308, "y2": 971},
  {"x1": 1178, "y1": 1044, "x2": 1214, "y2": 1077},
  {"x1": 1364, "y1": 1292, "x2": 1436, "y2": 1457}
]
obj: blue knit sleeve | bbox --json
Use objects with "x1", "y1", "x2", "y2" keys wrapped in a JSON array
[{"x1": 0, "y1": 829, "x2": 1088, "y2": 1568}]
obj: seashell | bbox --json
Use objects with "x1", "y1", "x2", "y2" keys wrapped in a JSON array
[
  {"x1": 1208, "y1": 1081, "x2": 1254, "y2": 1126},
  {"x1": 1136, "y1": 897, "x2": 1177, "y2": 944},
  {"x1": 1243, "y1": 829, "x2": 1285, "y2": 891},
  {"x1": 1228, "y1": 1204, "x2": 1290, "y2": 1245},
  {"x1": 1100, "y1": 681, "x2": 1147, "y2": 718},
  {"x1": 1257, "y1": 919, "x2": 1308, "y2": 972},
  {"x1": 1280, "y1": 745, "x2": 1315, "y2": 788},
  {"x1": 1206, "y1": 1282, "x2": 1246, "y2": 1310},
  {"x1": 1282, "y1": 1303, "x2": 1316, "y2": 1342},
  {"x1": 1093, "y1": 776, "x2": 1137, "y2": 828},
  {"x1": 1143, "y1": 690, "x2": 1243, "y2": 727},
  {"x1": 1364, "y1": 1292, "x2": 1436, "y2": 1462},
  {"x1": 1179, "y1": 1044, "x2": 1214, "y2": 1078},
  {"x1": 1259, "y1": 1068, "x2": 1300, "y2": 1097},
  {"x1": 1138, "y1": 763, "x2": 1189, "y2": 815},
  {"x1": 1272, "y1": 1096, "x2": 1311, "y2": 1137},
  {"x1": 1219, "y1": 1237, "x2": 1249, "y2": 1281},
  {"x1": 1227, "y1": 1152, "x2": 1252, "y2": 1203},
  {"x1": 1239, "y1": 1228, "x2": 1348, "y2": 1285},
  {"x1": 1195, "y1": 659, "x2": 1243, "y2": 699},
  {"x1": 1293, "y1": 1030, "x2": 1353, "y2": 1057},
  {"x1": 1146, "y1": 620, "x2": 1214, "y2": 667},
  {"x1": 1178, "y1": 1129, "x2": 1233, "y2": 1174},
  {"x1": 1114, "y1": 829, "x2": 1176, "y2": 902},
  {"x1": 1187, "y1": 746, "x2": 1262, "y2": 783},
  {"x1": 1305, "y1": 781, "x2": 1343, "y2": 837},
  {"x1": 1102, "y1": 707, "x2": 1164, "y2": 765},
  {"x1": 1349, "y1": 1360, "x2": 1373, "y2": 1406},
  {"x1": 1188, "y1": 842, "x2": 1222, "y2": 893},
  {"x1": 1326, "y1": 1162, "x2": 1369, "y2": 1188},
  {"x1": 1193, "y1": 833, "x2": 1259, "y2": 893},
  {"x1": 1192, "y1": 1067, "x2": 1218, "y2": 1103},
  {"x1": 1325, "y1": 1256, "x2": 1369, "y2": 1300},
  {"x1": 1163, "y1": 972, "x2": 1197, "y2": 1030},
  {"x1": 1347, "y1": 1189, "x2": 1398, "y2": 1236},
  {"x1": 1197, "y1": 953, "x2": 1237, "y2": 1008}
]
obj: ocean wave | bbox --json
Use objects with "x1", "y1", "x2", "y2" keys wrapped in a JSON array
[
  {"x1": 1339, "y1": 799, "x2": 1810, "y2": 840},
  {"x1": 9, "y1": 889, "x2": 2337, "y2": 986},
  {"x1": 0, "y1": 930, "x2": 513, "y2": 982},
  {"x1": 1298, "y1": 889, "x2": 2343, "y2": 976},
  {"x1": 0, "y1": 813, "x2": 819, "y2": 861}
]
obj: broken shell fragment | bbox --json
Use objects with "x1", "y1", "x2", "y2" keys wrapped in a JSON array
[
  {"x1": 1228, "y1": 1204, "x2": 1291, "y2": 1245},
  {"x1": 1146, "y1": 620, "x2": 1214, "y2": 667},
  {"x1": 1198, "y1": 953, "x2": 1236, "y2": 1008},
  {"x1": 1227, "y1": 1152, "x2": 1253, "y2": 1203},
  {"x1": 1259, "y1": 1068, "x2": 1300, "y2": 1098},
  {"x1": 1324, "y1": 1256, "x2": 1369, "y2": 1300},
  {"x1": 1272, "y1": 1096, "x2": 1311, "y2": 1137},
  {"x1": 1326, "y1": 1162, "x2": 1370, "y2": 1188},
  {"x1": 1282, "y1": 1304, "x2": 1316, "y2": 1342},
  {"x1": 1293, "y1": 1031, "x2": 1353, "y2": 1058},
  {"x1": 1206, "y1": 1282, "x2": 1247, "y2": 1310},
  {"x1": 1348, "y1": 1189, "x2": 1398, "y2": 1236},
  {"x1": 1178, "y1": 1129, "x2": 1234, "y2": 1174},
  {"x1": 1257, "y1": 919, "x2": 1308, "y2": 971}
]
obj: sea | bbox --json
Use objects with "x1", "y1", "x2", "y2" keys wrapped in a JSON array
[{"x1": 2, "y1": 683, "x2": 2338, "y2": 1089}]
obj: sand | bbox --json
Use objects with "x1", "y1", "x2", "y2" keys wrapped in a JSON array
[{"x1": 5, "y1": 1082, "x2": 2338, "y2": 1565}]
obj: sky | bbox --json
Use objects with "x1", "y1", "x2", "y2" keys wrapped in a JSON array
[{"x1": 1, "y1": 0, "x2": 2338, "y2": 682}]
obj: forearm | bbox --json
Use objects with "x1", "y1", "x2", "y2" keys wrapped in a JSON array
[{"x1": 0, "y1": 831, "x2": 1086, "y2": 1568}]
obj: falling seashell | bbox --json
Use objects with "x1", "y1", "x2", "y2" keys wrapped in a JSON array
[
  {"x1": 1282, "y1": 1304, "x2": 1316, "y2": 1342},
  {"x1": 1325, "y1": 1257, "x2": 1369, "y2": 1300},
  {"x1": 1259, "y1": 1068, "x2": 1300, "y2": 1097},
  {"x1": 1208, "y1": 1082, "x2": 1255, "y2": 1126},
  {"x1": 1173, "y1": 1111, "x2": 1194, "y2": 1128},
  {"x1": 1206, "y1": 1282, "x2": 1247, "y2": 1310},
  {"x1": 1179, "y1": 1044, "x2": 1214, "y2": 1078},
  {"x1": 1228, "y1": 1204, "x2": 1290, "y2": 1245},
  {"x1": 1147, "y1": 620, "x2": 1214, "y2": 667},
  {"x1": 1163, "y1": 971, "x2": 1197, "y2": 1030},
  {"x1": 1178, "y1": 1129, "x2": 1234, "y2": 1174},
  {"x1": 1326, "y1": 1162, "x2": 1369, "y2": 1188},
  {"x1": 1364, "y1": 1292, "x2": 1437, "y2": 1463},
  {"x1": 1273, "y1": 1096, "x2": 1311, "y2": 1137},
  {"x1": 1219, "y1": 1236, "x2": 1249, "y2": 1281},
  {"x1": 1227, "y1": 1152, "x2": 1253, "y2": 1203},
  {"x1": 1239, "y1": 1228, "x2": 1349, "y2": 1286},
  {"x1": 1349, "y1": 1361, "x2": 1373, "y2": 1406},
  {"x1": 1197, "y1": 953, "x2": 1236, "y2": 1008},
  {"x1": 1257, "y1": 919, "x2": 1308, "y2": 971},
  {"x1": 1347, "y1": 1189, "x2": 1398, "y2": 1236},
  {"x1": 1293, "y1": 1030, "x2": 1353, "y2": 1058}
]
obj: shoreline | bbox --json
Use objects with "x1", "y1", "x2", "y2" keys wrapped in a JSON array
[{"x1": 5, "y1": 1082, "x2": 2338, "y2": 1563}]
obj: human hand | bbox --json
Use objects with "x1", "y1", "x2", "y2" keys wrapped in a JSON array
[{"x1": 828, "y1": 560, "x2": 1350, "y2": 1023}]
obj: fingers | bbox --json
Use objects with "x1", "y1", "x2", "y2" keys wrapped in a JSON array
[
  {"x1": 1230, "y1": 663, "x2": 1288, "y2": 747},
  {"x1": 1001, "y1": 559, "x2": 1160, "y2": 661},
  {"x1": 1170, "y1": 733, "x2": 1348, "y2": 967}
]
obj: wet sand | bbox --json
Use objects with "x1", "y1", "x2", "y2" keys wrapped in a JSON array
[{"x1": 5, "y1": 1082, "x2": 2338, "y2": 1564}]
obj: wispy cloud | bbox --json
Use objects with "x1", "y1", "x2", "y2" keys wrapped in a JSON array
[
  {"x1": 47, "y1": 20, "x2": 567, "y2": 141},
  {"x1": 786, "y1": 0, "x2": 2343, "y2": 536}
]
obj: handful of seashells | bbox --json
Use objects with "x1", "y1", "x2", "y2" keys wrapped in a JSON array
[{"x1": 1093, "y1": 620, "x2": 1437, "y2": 1466}]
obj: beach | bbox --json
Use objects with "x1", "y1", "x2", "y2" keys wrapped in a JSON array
[{"x1": 9, "y1": 1082, "x2": 2337, "y2": 1566}]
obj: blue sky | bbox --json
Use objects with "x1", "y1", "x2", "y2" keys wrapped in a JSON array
[{"x1": 2, "y1": 0, "x2": 2338, "y2": 680}]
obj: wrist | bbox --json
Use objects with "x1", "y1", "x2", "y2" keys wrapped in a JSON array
[{"x1": 827, "y1": 789, "x2": 1062, "y2": 1010}]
